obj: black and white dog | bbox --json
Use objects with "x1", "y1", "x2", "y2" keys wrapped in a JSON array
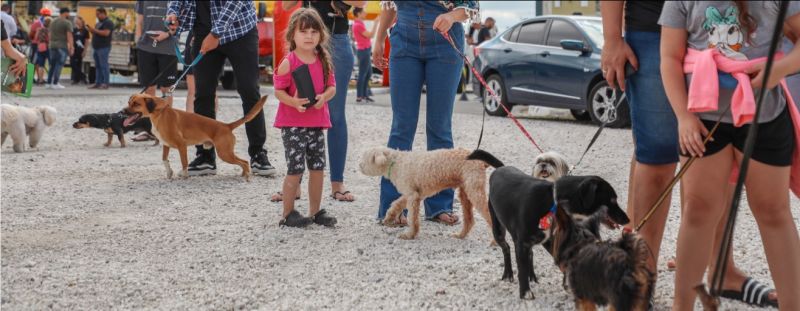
[
  {"x1": 467, "y1": 149, "x2": 630, "y2": 299},
  {"x1": 73, "y1": 111, "x2": 157, "y2": 147}
]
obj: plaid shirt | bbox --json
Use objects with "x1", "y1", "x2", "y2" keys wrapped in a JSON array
[{"x1": 167, "y1": 0, "x2": 257, "y2": 45}]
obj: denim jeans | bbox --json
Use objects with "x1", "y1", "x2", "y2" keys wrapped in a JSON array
[
  {"x1": 356, "y1": 47, "x2": 371, "y2": 98},
  {"x1": 93, "y1": 47, "x2": 111, "y2": 85},
  {"x1": 377, "y1": 1, "x2": 464, "y2": 220},
  {"x1": 327, "y1": 34, "x2": 354, "y2": 183},
  {"x1": 47, "y1": 48, "x2": 68, "y2": 84}
]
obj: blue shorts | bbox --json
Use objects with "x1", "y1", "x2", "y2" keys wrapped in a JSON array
[{"x1": 625, "y1": 31, "x2": 679, "y2": 165}]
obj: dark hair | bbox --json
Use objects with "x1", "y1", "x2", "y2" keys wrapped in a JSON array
[
  {"x1": 734, "y1": 1, "x2": 756, "y2": 45},
  {"x1": 286, "y1": 8, "x2": 333, "y2": 86},
  {"x1": 353, "y1": 7, "x2": 364, "y2": 16},
  {"x1": 96, "y1": 7, "x2": 107, "y2": 14},
  {"x1": 60, "y1": 7, "x2": 70, "y2": 15},
  {"x1": 1, "y1": 4, "x2": 10, "y2": 13}
]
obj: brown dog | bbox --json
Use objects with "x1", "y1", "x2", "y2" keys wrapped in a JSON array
[{"x1": 125, "y1": 94, "x2": 267, "y2": 181}]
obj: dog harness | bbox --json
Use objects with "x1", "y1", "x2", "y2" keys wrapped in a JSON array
[{"x1": 538, "y1": 202, "x2": 557, "y2": 230}]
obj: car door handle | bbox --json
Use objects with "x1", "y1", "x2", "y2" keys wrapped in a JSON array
[
  {"x1": 503, "y1": 48, "x2": 512, "y2": 53},
  {"x1": 539, "y1": 51, "x2": 550, "y2": 57}
]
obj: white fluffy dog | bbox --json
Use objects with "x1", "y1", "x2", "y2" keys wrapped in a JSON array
[
  {"x1": 1, "y1": 104, "x2": 57, "y2": 153},
  {"x1": 532, "y1": 151, "x2": 569, "y2": 182}
]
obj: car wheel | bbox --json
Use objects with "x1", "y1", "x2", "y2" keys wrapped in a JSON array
[
  {"x1": 587, "y1": 81, "x2": 630, "y2": 128},
  {"x1": 570, "y1": 109, "x2": 591, "y2": 121},
  {"x1": 484, "y1": 74, "x2": 511, "y2": 116}
]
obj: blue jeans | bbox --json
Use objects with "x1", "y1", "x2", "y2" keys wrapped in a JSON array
[
  {"x1": 625, "y1": 31, "x2": 679, "y2": 165},
  {"x1": 327, "y1": 34, "x2": 354, "y2": 183},
  {"x1": 47, "y1": 48, "x2": 68, "y2": 84},
  {"x1": 356, "y1": 47, "x2": 371, "y2": 98},
  {"x1": 93, "y1": 47, "x2": 111, "y2": 85},
  {"x1": 377, "y1": 7, "x2": 465, "y2": 220}
]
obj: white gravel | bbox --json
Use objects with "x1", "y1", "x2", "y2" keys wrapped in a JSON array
[{"x1": 2, "y1": 93, "x2": 798, "y2": 310}]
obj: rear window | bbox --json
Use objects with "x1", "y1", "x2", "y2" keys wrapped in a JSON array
[{"x1": 516, "y1": 21, "x2": 546, "y2": 45}]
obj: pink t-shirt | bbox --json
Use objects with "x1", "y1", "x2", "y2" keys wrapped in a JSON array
[
  {"x1": 272, "y1": 51, "x2": 334, "y2": 128},
  {"x1": 352, "y1": 19, "x2": 371, "y2": 50}
]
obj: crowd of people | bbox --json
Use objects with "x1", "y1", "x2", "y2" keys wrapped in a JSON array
[{"x1": 3, "y1": 1, "x2": 800, "y2": 310}]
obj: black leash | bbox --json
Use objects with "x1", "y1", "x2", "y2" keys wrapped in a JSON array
[
  {"x1": 138, "y1": 57, "x2": 179, "y2": 95},
  {"x1": 709, "y1": 0, "x2": 789, "y2": 298},
  {"x1": 570, "y1": 87, "x2": 625, "y2": 174}
]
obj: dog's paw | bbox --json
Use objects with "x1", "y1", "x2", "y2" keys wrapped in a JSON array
[
  {"x1": 501, "y1": 275, "x2": 514, "y2": 283},
  {"x1": 178, "y1": 169, "x2": 189, "y2": 179},
  {"x1": 163, "y1": 161, "x2": 173, "y2": 179},
  {"x1": 519, "y1": 290, "x2": 535, "y2": 300},
  {"x1": 398, "y1": 231, "x2": 416, "y2": 240},
  {"x1": 103, "y1": 142, "x2": 111, "y2": 147},
  {"x1": 451, "y1": 232, "x2": 467, "y2": 239}
]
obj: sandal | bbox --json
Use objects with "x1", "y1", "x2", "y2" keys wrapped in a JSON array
[
  {"x1": 330, "y1": 191, "x2": 355, "y2": 202},
  {"x1": 430, "y1": 212, "x2": 460, "y2": 226},
  {"x1": 279, "y1": 210, "x2": 312, "y2": 228},
  {"x1": 380, "y1": 215, "x2": 408, "y2": 227},
  {"x1": 312, "y1": 209, "x2": 337, "y2": 227},
  {"x1": 270, "y1": 191, "x2": 300, "y2": 202},
  {"x1": 720, "y1": 277, "x2": 779, "y2": 308}
]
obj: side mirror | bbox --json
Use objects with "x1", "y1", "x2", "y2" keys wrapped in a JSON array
[{"x1": 560, "y1": 39, "x2": 590, "y2": 53}]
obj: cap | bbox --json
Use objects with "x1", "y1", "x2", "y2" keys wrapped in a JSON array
[{"x1": 40, "y1": 7, "x2": 52, "y2": 16}]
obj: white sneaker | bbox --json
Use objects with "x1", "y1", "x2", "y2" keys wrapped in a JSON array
[
  {"x1": 52, "y1": 84, "x2": 65, "y2": 89},
  {"x1": 45, "y1": 84, "x2": 52, "y2": 89}
]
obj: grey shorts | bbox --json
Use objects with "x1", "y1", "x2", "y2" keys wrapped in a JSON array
[{"x1": 281, "y1": 127, "x2": 326, "y2": 175}]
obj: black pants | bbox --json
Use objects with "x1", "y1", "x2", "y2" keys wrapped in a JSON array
[
  {"x1": 70, "y1": 51, "x2": 85, "y2": 83},
  {"x1": 192, "y1": 28, "x2": 265, "y2": 157}
]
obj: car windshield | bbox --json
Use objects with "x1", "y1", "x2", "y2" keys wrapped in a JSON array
[{"x1": 575, "y1": 19, "x2": 604, "y2": 49}]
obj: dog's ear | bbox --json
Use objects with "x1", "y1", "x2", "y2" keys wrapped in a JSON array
[
  {"x1": 373, "y1": 149, "x2": 392, "y2": 166},
  {"x1": 579, "y1": 178, "x2": 599, "y2": 208},
  {"x1": 37, "y1": 106, "x2": 57, "y2": 126},
  {"x1": 145, "y1": 98, "x2": 157, "y2": 113}
]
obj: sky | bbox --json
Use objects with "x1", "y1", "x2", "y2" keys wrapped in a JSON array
[{"x1": 479, "y1": 1, "x2": 536, "y2": 32}]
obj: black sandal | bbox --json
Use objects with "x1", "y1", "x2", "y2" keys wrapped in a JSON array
[
  {"x1": 330, "y1": 191, "x2": 355, "y2": 202},
  {"x1": 311, "y1": 209, "x2": 337, "y2": 227},
  {"x1": 279, "y1": 210, "x2": 312, "y2": 228},
  {"x1": 720, "y1": 277, "x2": 779, "y2": 308}
]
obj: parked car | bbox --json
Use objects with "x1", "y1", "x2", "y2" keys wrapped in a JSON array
[{"x1": 472, "y1": 16, "x2": 630, "y2": 128}]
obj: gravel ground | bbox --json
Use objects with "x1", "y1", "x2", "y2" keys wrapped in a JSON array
[{"x1": 2, "y1": 93, "x2": 798, "y2": 310}]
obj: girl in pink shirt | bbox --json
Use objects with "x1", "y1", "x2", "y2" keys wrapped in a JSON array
[{"x1": 273, "y1": 8, "x2": 337, "y2": 228}]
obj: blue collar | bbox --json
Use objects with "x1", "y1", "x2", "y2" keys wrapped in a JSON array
[{"x1": 549, "y1": 202, "x2": 557, "y2": 214}]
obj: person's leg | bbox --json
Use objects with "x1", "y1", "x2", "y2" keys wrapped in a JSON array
[
  {"x1": 70, "y1": 53, "x2": 80, "y2": 83},
  {"x1": 378, "y1": 56, "x2": 424, "y2": 220},
  {"x1": 327, "y1": 34, "x2": 355, "y2": 197},
  {"x1": 281, "y1": 127, "x2": 306, "y2": 217},
  {"x1": 739, "y1": 156, "x2": 800, "y2": 310},
  {"x1": 186, "y1": 37, "x2": 225, "y2": 172},
  {"x1": 53, "y1": 48, "x2": 66, "y2": 85},
  {"x1": 185, "y1": 74, "x2": 195, "y2": 112},
  {"x1": 672, "y1": 147, "x2": 734, "y2": 311},
  {"x1": 356, "y1": 48, "x2": 370, "y2": 99},
  {"x1": 97, "y1": 47, "x2": 111, "y2": 85},
  {"x1": 92, "y1": 49, "x2": 100, "y2": 86},
  {"x1": 157, "y1": 54, "x2": 177, "y2": 107},
  {"x1": 47, "y1": 49, "x2": 57, "y2": 84}
]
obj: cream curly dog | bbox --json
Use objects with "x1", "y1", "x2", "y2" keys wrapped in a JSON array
[
  {"x1": 359, "y1": 147, "x2": 492, "y2": 240},
  {"x1": 1, "y1": 104, "x2": 57, "y2": 153}
]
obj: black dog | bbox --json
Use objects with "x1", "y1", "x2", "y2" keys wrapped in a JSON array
[
  {"x1": 552, "y1": 203, "x2": 654, "y2": 311},
  {"x1": 73, "y1": 112, "x2": 157, "y2": 147},
  {"x1": 467, "y1": 149, "x2": 630, "y2": 299}
]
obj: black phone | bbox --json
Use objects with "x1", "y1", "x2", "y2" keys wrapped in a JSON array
[
  {"x1": 145, "y1": 30, "x2": 161, "y2": 38},
  {"x1": 292, "y1": 64, "x2": 317, "y2": 109}
]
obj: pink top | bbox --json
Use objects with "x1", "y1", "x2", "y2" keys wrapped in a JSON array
[
  {"x1": 352, "y1": 19, "x2": 371, "y2": 50},
  {"x1": 272, "y1": 51, "x2": 334, "y2": 128},
  {"x1": 683, "y1": 48, "x2": 800, "y2": 198}
]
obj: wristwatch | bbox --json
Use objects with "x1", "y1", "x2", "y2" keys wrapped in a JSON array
[{"x1": 210, "y1": 32, "x2": 220, "y2": 39}]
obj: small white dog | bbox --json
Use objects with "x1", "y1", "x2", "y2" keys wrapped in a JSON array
[
  {"x1": 1, "y1": 104, "x2": 57, "y2": 153},
  {"x1": 532, "y1": 151, "x2": 569, "y2": 182}
]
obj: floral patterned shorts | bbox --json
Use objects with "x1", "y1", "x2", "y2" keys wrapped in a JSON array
[{"x1": 281, "y1": 127, "x2": 326, "y2": 175}]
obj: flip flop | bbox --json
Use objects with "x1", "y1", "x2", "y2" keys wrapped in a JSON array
[
  {"x1": 720, "y1": 277, "x2": 779, "y2": 308},
  {"x1": 270, "y1": 191, "x2": 300, "y2": 202},
  {"x1": 430, "y1": 212, "x2": 460, "y2": 226},
  {"x1": 330, "y1": 191, "x2": 355, "y2": 202}
]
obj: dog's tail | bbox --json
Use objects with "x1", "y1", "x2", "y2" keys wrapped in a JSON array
[
  {"x1": 36, "y1": 106, "x2": 57, "y2": 126},
  {"x1": 227, "y1": 95, "x2": 268, "y2": 129},
  {"x1": 467, "y1": 149, "x2": 505, "y2": 168}
]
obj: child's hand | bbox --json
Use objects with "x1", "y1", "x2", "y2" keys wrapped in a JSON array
[
  {"x1": 313, "y1": 94, "x2": 327, "y2": 109},
  {"x1": 747, "y1": 62, "x2": 785, "y2": 90},
  {"x1": 677, "y1": 113, "x2": 710, "y2": 158},
  {"x1": 291, "y1": 93, "x2": 309, "y2": 112}
]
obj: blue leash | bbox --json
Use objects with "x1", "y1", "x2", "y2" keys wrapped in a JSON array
[{"x1": 167, "y1": 44, "x2": 204, "y2": 95}]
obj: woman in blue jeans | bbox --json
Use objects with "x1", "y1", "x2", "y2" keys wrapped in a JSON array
[
  {"x1": 278, "y1": 1, "x2": 365, "y2": 202},
  {"x1": 373, "y1": 0, "x2": 479, "y2": 225}
]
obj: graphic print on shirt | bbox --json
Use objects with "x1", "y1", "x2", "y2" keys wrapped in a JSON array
[{"x1": 702, "y1": 6, "x2": 748, "y2": 60}]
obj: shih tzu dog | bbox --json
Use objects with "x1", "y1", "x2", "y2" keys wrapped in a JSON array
[{"x1": 532, "y1": 151, "x2": 569, "y2": 182}]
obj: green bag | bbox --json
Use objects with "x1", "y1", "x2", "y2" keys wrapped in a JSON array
[{"x1": 1, "y1": 58, "x2": 34, "y2": 98}]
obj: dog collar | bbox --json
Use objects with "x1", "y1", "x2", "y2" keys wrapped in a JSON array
[
  {"x1": 539, "y1": 202, "x2": 557, "y2": 230},
  {"x1": 386, "y1": 160, "x2": 396, "y2": 179}
]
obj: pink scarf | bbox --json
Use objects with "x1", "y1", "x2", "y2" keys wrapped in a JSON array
[{"x1": 683, "y1": 48, "x2": 800, "y2": 197}]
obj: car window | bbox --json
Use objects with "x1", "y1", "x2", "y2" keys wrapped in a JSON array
[
  {"x1": 503, "y1": 26, "x2": 516, "y2": 41},
  {"x1": 516, "y1": 21, "x2": 546, "y2": 45},
  {"x1": 545, "y1": 19, "x2": 585, "y2": 47}
]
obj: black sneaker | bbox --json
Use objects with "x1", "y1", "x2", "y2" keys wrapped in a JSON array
[
  {"x1": 187, "y1": 151, "x2": 217, "y2": 176},
  {"x1": 312, "y1": 209, "x2": 337, "y2": 227},
  {"x1": 250, "y1": 150, "x2": 276, "y2": 177},
  {"x1": 279, "y1": 210, "x2": 312, "y2": 228}
]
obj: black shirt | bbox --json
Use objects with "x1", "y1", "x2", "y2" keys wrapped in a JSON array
[
  {"x1": 1, "y1": 23, "x2": 7, "y2": 41},
  {"x1": 193, "y1": 0, "x2": 212, "y2": 37},
  {"x1": 92, "y1": 18, "x2": 114, "y2": 49},
  {"x1": 73, "y1": 27, "x2": 89, "y2": 53},
  {"x1": 477, "y1": 27, "x2": 491, "y2": 44},
  {"x1": 624, "y1": 1, "x2": 664, "y2": 32},
  {"x1": 304, "y1": 1, "x2": 351, "y2": 35}
]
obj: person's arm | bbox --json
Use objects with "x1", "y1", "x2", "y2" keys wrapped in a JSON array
[
  {"x1": 433, "y1": 8, "x2": 469, "y2": 33},
  {"x1": 748, "y1": 12, "x2": 800, "y2": 89},
  {"x1": 371, "y1": 7, "x2": 397, "y2": 70},
  {"x1": 314, "y1": 86, "x2": 336, "y2": 109},
  {"x1": 362, "y1": 18, "x2": 380, "y2": 38},
  {"x1": 211, "y1": 1, "x2": 246, "y2": 41},
  {"x1": 91, "y1": 21, "x2": 112, "y2": 37},
  {"x1": 2, "y1": 38, "x2": 28, "y2": 76},
  {"x1": 600, "y1": 1, "x2": 638, "y2": 91},
  {"x1": 67, "y1": 29, "x2": 74, "y2": 56},
  {"x1": 661, "y1": 26, "x2": 708, "y2": 157},
  {"x1": 273, "y1": 59, "x2": 310, "y2": 112},
  {"x1": 136, "y1": 13, "x2": 144, "y2": 42}
]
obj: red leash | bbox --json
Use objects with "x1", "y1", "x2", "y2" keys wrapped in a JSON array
[{"x1": 441, "y1": 32, "x2": 544, "y2": 154}]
